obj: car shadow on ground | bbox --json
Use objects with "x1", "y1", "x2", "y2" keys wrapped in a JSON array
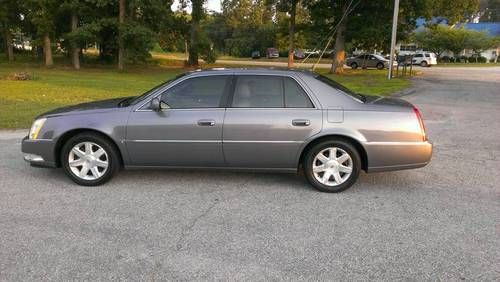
[{"x1": 33, "y1": 165, "x2": 426, "y2": 193}]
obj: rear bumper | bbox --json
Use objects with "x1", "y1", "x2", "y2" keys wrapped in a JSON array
[
  {"x1": 364, "y1": 140, "x2": 432, "y2": 173},
  {"x1": 21, "y1": 136, "x2": 57, "y2": 168}
]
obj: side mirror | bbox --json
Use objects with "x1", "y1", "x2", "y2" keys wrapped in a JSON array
[{"x1": 150, "y1": 97, "x2": 169, "y2": 111}]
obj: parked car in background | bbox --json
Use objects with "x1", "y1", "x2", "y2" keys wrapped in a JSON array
[
  {"x1": 346, "y1": 54, "x2": 396, "y2": 70},
  {"x1": 22, "y1": 68, "x2": 432, "y2": 193},
  {"x1": 412, "y1": 52, "x2": 437, "y2": 67},
  {"x1": 294, "y1": 49, "x2": 305, "y2": 59},
  {"x1": 266, "y1": 48, "x2": 279, "y2": 59},
  {"x1": 304, "y1": 50, "x2": 320, "y2": 56},
  {"x1": 251, "y1": 51, "x2": 261, "y2": 59}
]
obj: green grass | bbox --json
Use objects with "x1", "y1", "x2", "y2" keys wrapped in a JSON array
[
  {"x1": 318, "y1": 69, "x2": 411, "y2": 96},
  {"x1": 0, "y1": 56, "x2": 411, "y2": 129},
  {"x1": 436, "y1": 62, "x2": 499, "y2": 67},
  {"x1": 0, "y1": 62, "x2": 183, "y2": 128}
]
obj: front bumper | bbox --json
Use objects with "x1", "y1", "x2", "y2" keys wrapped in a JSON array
[{"x1": 21, "y1": 136, "x2": 57, "y2": 168}]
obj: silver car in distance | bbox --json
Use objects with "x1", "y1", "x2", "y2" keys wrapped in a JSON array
[{"x1": 22, "y1": 69, "x2": 432, "y2": 192}]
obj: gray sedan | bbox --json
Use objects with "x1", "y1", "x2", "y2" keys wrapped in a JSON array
[
  {"x1": 22, "y1": 69, "x2": 432, "y2": 192},
  {"x1": 346, "y1": 54, "x2": 394, "y2": 70}
]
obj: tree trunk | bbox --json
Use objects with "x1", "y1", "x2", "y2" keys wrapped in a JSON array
[
  {"x1": 5, "y1": 30, "x2": 14, "y2": 62},
  {"x1": 330, "y1": 4, "x2": 348, "y2": 74},
  {"x1": 118, "y1": 0, "x2": 125, "y2": 70},
  {"x1": 43, "y1": 33, "x2": 53, "y2": 66},
  {"x1": 188, "y1": 0, "x2": 203, "y2": 67},
  {"x1": 188, "y1": 22, "x2": 199, "y2": 66},
  {"x1": 71, "y1": 12, "x2": 80, "y2": 70},
  {"x1": 287, "y1": 0, "x2": 297, "y2": 68}
]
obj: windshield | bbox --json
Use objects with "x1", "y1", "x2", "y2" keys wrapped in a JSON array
[
  {"x1": 373, "y1": 54, "x2": 386, "y2": 60},
  {"x1": 119, "y1": 73, "x2": 187, "y2": 107},
  {"x1": 314, "y1": 74, "x2": 366, "y2": 102}
]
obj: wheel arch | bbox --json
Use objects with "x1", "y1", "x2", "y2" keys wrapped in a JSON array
[
  {"x1": 54, "y1": 128, "x2": 124, "y2": 168},
  {"x1": 298, "y1": 134, "x2": 368, "y2": 172}
]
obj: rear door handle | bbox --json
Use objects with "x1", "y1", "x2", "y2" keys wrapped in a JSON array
[
  {"x1": 292, "y1": 119, "x2": 310, "y2": 126},
  {"x1": 198, "y1": 119, "x2": 215, "y2": 126}
]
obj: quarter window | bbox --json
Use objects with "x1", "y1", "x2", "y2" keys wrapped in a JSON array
[
  {"x1": 284, "y1": 77, "x2": 313, "y2": 108},
  {"x1": 159, "y1": 76, "x2": 230, "y2": 108}
]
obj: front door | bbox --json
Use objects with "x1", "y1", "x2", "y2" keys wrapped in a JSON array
[
  {"x1": 222, "y1": 75, "x2": 322, "y2": 169},
  {"x1": 125, "y1": 75, "x2": 232, "y2": 167}
]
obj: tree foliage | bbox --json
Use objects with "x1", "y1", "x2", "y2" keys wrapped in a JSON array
[{"x1": 415, "y1": 25, "x2": 497, "y2": 58}]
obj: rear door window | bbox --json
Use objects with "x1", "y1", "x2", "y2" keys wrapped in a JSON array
[{"x1": 232, "y1": 76, "x2": 284, "y2": 108}]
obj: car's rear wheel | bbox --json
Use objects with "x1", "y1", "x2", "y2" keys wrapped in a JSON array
[
  {"x1": 61, "y1": 133, "x2": 119, "y2": 186},
  {"x1": 350, "y1": 62, "x2": 358, "y2": 69},
  {"x1": 420, "y1": 61, "x2": 428, "y2": 67},
  {"x1": 304, "y1": 140, "x2": 361, "y2": 193},
  {"x1": 376, "y1": 62, "x2": 384, "y2": 70}
]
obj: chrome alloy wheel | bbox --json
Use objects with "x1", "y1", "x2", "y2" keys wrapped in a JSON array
[
  {"x1": 312, "y1": 147, "x2": 353, "y2": 186},
  {"x1": 68, "y1": 142, "x2": 109, "y2": 180}
]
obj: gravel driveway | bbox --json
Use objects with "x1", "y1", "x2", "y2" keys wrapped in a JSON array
[{"x1": 1, "y1": 67, "x2": 499, "y2": 280}]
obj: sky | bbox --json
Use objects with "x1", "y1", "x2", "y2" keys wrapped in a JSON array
[{"x1": 171, "y1": 0, "x2": 222, "y2": 13}]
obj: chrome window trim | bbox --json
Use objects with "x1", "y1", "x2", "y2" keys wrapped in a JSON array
[
  {"x1": 363, "y1": 141, "x2": 431, "y2": 146},
  {"x1": 134, "y1": 72, "x2": 322, "y2": 112},
  {"x1": 125, "y1": 139, "x2": 304, "y2": 144},
  {"x1": 126, "y1": 139, "x2": 222, "y2": 143}
]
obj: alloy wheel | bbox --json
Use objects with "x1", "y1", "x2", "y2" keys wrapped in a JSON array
[
  {"x1": 68, "y1": 142, "x2": 109, "y2": 180},
  {"x1": 312, "y1": 147, "x2": 353, "y2": 186}
]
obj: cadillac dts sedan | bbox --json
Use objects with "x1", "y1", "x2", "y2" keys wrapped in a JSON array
[{"x1": 22, "y1": 68, "x2": 432, "y2": 192}]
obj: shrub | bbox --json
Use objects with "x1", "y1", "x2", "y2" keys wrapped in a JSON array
[
  {"x1": 201, "y1": 48, "x2": 218, "y2": 64},
  {"x1": 477, "y1": 56, "x2": 487, "y2": 63},
  {"x1": 7, "y1": 72, "x2": 32, "y2": 81},
  {"x1": 441, "y1": 56, "x2": 450, "y2": 63}
]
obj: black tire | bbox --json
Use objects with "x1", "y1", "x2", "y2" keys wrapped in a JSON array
[
  {"x1": 61, "y1": 132, "x2": 120, "y2": 186},
  {"x1": 303, "y1": 139, "x2": 361, "y2": 193},
  {"x1": 351, "y1": 62, "x2": 358, "y2": 69},
  {"x1": 376, "y1": 62, "x2": 384, "y2": 70},
  {"x1": 420, "y1": 61, "x2": 428, "y2": 67}
]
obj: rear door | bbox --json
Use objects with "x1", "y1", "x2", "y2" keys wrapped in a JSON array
[{"x1": 222, "y1": 74, "x2": 322, "y2": 169}]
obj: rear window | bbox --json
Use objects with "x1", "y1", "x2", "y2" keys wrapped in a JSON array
[{"x1": 314, "y1": 74, "x2": 365, "y2": 102}]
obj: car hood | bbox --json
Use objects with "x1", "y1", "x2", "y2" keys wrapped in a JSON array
[
  {"x1": 364, "y1": 96, "x2": 413, "y2": 108},
  {"x1": 38, "y1": 97, "x2": 129, "y2": 118}
]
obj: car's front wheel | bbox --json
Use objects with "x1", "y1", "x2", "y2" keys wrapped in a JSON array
[
  {"x1": 420, "y1": 61, "x2": 428, "y2": 67},
  {"x1": 350, "y1": 62, "x2": 358, "y2": 69},
  {"x1": 304, "y1": 140, "x2": 361, "y2": 193},
  {"x1": 376, "y1": 62, "x2": 384, "y2": 70},
  {"x1": 61, "y1": 132, "x2": 119, "y2": 186}
]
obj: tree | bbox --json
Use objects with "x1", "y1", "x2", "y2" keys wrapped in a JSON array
[
  {"x1": 480, "y1": 0, "x2": 500, "y2": 21},
  {"x1": 415, "y1": 25, "x2": 455, "y2": 58},
  {"x1": 0, "y1": 0, "x2": 22, "y2": 61},
  {"x1": 25, "y1": 0, "x2": 61, "y2": 66},
  {"x1": 464, "y1": 29, "x2": 496, "y2": 61},
  {"x1": 118, "y1": 0, "x2": 126, "y2": 70},
  {"x1": 188, "y1": 0, "x2": 205, "y2": 66},
  {"x1": 274, "y1": 0, "x2": 299, "y2": 67},
  {"x1": 308, "y1": 0, "x2": 354, "y2": 74},
  {"x1": 60, "y1": 0, "x2": 91, "y2": 70}
]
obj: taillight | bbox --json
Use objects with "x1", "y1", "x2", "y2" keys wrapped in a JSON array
[{"x1": 413, "y1": 106, "x2": 427, "y2": 141}]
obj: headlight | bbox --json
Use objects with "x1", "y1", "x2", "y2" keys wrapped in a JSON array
[{"x1": 29, "y1": 118, "x2": 47, "y2": 140}]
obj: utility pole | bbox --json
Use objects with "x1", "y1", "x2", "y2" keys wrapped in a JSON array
[{"x1": 388, "y1": 0, "x2": 400, "y2": 80}]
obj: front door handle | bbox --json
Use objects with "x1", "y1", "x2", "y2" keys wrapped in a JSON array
[
  {"x1": 198, "y1": 119, "x2": 215, "y2": 126},
  {"x1": 292, "y1": 119, "x2": 310, "y2": 126}
]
